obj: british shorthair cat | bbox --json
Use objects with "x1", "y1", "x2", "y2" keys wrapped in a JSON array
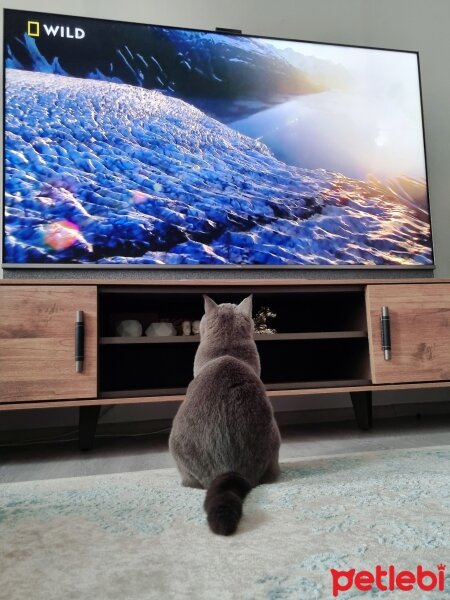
[{"x1": 169, "y1": 294, "x2": 281, "y2": 535}]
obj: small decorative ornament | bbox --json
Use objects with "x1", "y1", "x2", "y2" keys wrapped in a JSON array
[
  {"x1": 116, "y1": 319, "x2": 143, "y2": 337},
  {"x1": 145, "y1": 322, "x2": 176, "y2": 337},
  {"x1": 182, "y1": 320, "x2": 192, "y2": 336},
  {"x1": 253, "y1": 306, "x2": 277, "y2": 334},
  {"x1": 191, "y1": 320, "x2": 200, "y2": 335}
]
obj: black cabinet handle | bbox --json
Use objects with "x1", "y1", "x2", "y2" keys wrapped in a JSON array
[
  {"x1": 75, "y1": 311, "x2": 85, "y2": 373},
  {"x1": 380, "y1": 306, "x2": 391, "y2": 361}
]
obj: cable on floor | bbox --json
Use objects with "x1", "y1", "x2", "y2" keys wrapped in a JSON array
[{"x1": 0, "y1": 427, "x2": 172, "y2": 448}]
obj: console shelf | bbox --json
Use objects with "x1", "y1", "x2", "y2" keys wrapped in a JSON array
[
  {"x1": 100, "y1": 336, "x2": 201, "y2": 345},
  {"x1": 99, "y1": 331, "x2": 368, "y2": 345},
  {"x1": 1, "y1": 278, "x2": 450, "y2": 450},
  {"x1": 100, "y1": 378, "x2": 372, "y2": 399}
]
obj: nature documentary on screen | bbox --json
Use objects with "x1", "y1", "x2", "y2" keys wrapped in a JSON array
[{"x1": 3, "y1": 9, "x2": 433, "y2": 267}]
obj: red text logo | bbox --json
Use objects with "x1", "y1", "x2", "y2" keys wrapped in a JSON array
[{"x1": 331, "y1": 564, "x2": 446, "y2": 597}]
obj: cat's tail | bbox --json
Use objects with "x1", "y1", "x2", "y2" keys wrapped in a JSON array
[{"x1": 204, "y1": 472, "x2": 252, "y2": 535}]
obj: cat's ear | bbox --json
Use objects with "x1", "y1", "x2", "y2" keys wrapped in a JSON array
[
  {"x1": 238, "y1": 295, "x2": 253, "y2": 317},
  {"x1": 203, "y1": 295, "x2": 218, "y2": 315}
]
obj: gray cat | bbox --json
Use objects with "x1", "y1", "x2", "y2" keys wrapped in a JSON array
[{"x1": 169, "y1": 294, "x2": 281, "y2": 535}]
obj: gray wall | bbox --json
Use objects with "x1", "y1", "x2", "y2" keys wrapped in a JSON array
[{"x1": 1, "y1": 0, "x2": 449, "y2": 429}]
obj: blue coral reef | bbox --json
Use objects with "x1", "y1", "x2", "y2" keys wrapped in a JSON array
[{"x1": 3, "y1": 31, "x2": 432, "y2": 265}]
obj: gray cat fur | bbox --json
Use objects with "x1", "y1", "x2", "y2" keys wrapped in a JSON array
[{"x1": 169, "y1": 294, "x2": 281, "y2": 489}]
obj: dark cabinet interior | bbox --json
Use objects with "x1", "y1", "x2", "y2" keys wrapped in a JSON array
[{"x1": 98, "y1": 285, "x2": 370, "y2": 397}]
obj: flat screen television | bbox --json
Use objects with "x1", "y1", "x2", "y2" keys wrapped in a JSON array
[{"x1": 2, "y1": 9, "x2": 434, "y2": 268}]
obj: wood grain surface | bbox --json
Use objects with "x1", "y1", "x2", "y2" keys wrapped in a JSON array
[
  {"x1": 366, "y1": 284, "x2": 450, "y2": 384},
  {"x1": 0, "y1": 286, "x2": 97, "y2": 402}
]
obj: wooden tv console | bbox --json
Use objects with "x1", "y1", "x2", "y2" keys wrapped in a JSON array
[{"x1": 1, "y1": 278, "x2": 450, "y2": 450}]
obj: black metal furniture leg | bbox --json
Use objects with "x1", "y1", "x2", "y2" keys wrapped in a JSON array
[
  {"x1": 350, "y1": 391, "x2": 372, "y2": 431},
  {"x1": 79, "y1": 405, "x2": 101, "y2": 451}
]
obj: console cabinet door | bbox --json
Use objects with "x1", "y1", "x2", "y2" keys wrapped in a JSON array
[
  {"x1": 366, "y1": 284, "x2": 450, "y2": 384},
  {"x1": 0, "y1": 286, "x2": 97, "y2": 402}
]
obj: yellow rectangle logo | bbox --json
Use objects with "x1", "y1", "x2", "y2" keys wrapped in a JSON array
[{"x1": 27, "y1": 21, "x2": 40, "y2": 37}]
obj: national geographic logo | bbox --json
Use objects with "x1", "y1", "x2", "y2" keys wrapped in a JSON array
[
  {"x1": 27, "y1": 21, "x2": 40, "y2": 37},
  {"x1": 27, "y1": 20, "x2": 85, "y2": 39}
]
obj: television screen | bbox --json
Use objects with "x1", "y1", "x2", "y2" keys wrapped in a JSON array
[{"x1": 2, "y1": 9, "x2": 433, "y2": 267}]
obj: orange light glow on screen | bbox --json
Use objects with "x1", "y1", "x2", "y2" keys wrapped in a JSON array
[{"x1": 44, "y1": 220, "x2": 80, "y2": 250}]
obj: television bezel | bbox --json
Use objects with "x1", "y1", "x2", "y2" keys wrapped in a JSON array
[{"x1": 1, "y1": 8, "x2": 435, "y2": 270}]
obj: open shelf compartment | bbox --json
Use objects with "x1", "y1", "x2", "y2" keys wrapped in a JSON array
[
  {"x1": 100, "y1": 337, "x2": 370, "y2": 396},
  {"x1": 98, "y1": 285, "x2": 370, "y2": 397},
  {"x1": 98, "y1": 285, "x2": 367, "y2": 337}
]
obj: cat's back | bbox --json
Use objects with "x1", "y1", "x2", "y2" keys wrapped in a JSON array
[
  {"x1": 192, "y1": 354, "x2": 264, "y2": 396},
  {"x1": 170, "y1": 296, "x2": 281, "y2": 493},
  {"x1": 183, "y1": 354, "x2": 271, "y2": 425},
  {"x1": 175, "y1": 353, "x2": 277, "y2": 486}
]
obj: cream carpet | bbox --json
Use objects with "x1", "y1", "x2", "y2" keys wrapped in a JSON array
[{"x1": 1, "y1": 446, "x2": 449, "y2": 599}]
